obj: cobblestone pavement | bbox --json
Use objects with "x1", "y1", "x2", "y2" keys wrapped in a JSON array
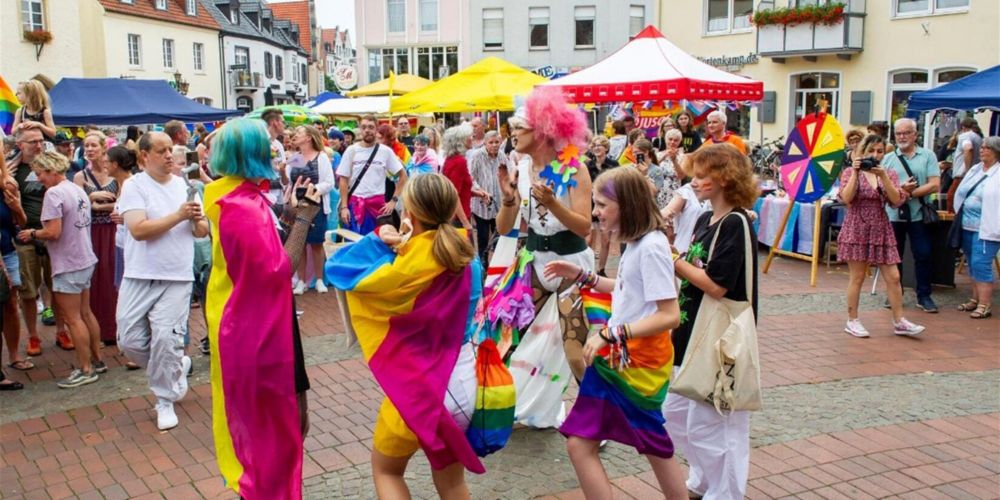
[{"x1": 1, "y1": 254, "x2": 998, "y2": 499}]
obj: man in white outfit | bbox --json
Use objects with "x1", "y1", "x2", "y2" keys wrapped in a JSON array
[{"x1": 117, "y1": 131, "x2": 209, "y2": 430}]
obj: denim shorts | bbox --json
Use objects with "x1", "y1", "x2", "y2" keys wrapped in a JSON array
[
  {"x1": 52, "y1": 265, "x2": 95, "y2": 294},
  {"x1": 962, "y1": 230, "x2": 1000, "y2": 284},
  {"x1": 2, "y1": 252, "x2": 21, "y2": 288}
]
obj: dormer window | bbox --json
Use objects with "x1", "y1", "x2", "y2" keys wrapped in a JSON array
[
  {"x1": 155, "y1": 0, "x2": 166, "y2": 10},
  {"x1": 229, "y1": 0, "x2": 239, "y2": 24},
  {"x1": 186, "y1": 0, "x2": 196, "y2": 16}
]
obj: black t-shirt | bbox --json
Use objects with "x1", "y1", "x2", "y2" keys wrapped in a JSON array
[
  {"x1": 672, "y1": 210, "x2": 759, "y2": 366},
  {"x1": 13, "y1": 161, "x2": 46, "y2": 230},
  {"x1": 680, "y1": 130, "x2": 703, "y2": 153}
]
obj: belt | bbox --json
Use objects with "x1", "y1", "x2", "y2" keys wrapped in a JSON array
[{"x1": 525, "y1": 229, "x2": 588, "y2": 255}]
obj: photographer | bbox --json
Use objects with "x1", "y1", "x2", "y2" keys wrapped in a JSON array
[{"x1": 837, "y1": 134, "x2": 925, "y2": 338}]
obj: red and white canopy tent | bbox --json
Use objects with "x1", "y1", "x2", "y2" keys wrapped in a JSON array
[{"x1": 543, "y1": 25, "x2": 763, "y2": 104}]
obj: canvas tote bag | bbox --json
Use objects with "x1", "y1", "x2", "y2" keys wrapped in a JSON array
[{"x1": 669, "y1": 212, "x2": 763, "y2": 414}]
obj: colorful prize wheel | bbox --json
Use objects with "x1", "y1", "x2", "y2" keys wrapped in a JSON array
[{"x1": 780, "y1": 112, "x2": 845, "y2": 203}]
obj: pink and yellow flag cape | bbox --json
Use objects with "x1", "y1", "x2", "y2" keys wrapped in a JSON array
[
  {"x1": 204, "y1": 176, "x2": 302, "y2": 499},
  {"x1": 327, "y1": 231, "x2": 485, "y2": 474}
]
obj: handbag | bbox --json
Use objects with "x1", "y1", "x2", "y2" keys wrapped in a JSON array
[
  {"x1": 669, "y1": 212, "x2": 763, "y2": 414},
  {"x1": 946, "y1": 174, "x2": 989, "y2": 250},
  {"x1": 897, "y1": 155, "x2": 940, "y2": 224},
  {"x1": 465, "y1": 339, "x2": 515, "y2": 457}
]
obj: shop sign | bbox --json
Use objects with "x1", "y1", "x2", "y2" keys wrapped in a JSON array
[
  {"x1": 333, "y1": 64, "x2": 358, "y2": 91},
  {"x1": 697, "y1": 52, "x2": 760, "y2": 71},
  {"x1": 533, "y1": 65, "x2": 556, "y2": 78}
]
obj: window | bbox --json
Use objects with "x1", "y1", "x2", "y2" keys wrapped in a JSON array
[
  {"x1": 234, "y1": 46, "x2": 249, "y2": 74},
  {"x1": 791, "y1": 72, "x2": 840, "y2": 125},
  {"x1": 301, "y1": 63, "x2": 307, "y2": 84},
  {"x1": 415, "y1": 45, "x2": 458, "y2": 80},
  {"x1": 193, "y1": 97, "x2": 212, "y2": 106},
  {"x1": 127, "y1": 33, "x2": 142, "y2": 67},
  {"x1": 381, "y1": 47, "x2": 410, "y2": 78},
  {"x1": 162, "y1": 39, "x2": 175, "y2": 69},
  {"x1": 368, "y1": 50, "x2": 383, "y2": 84},
  {"x1": 155, "y1": 0, "x2": 166, "y2": 10},
  {"x1": 265, "y1": 52, "x2": 273, "y2": 78},
  {"x1": 419, "y1": 0, "x2": 437, "y2": 31},
  {"x1": 186, "y1": 0, "x2": 196, "y2": 16},
  {"x1": 574, "y1": 6, "x2": 595, "y2": 48},
  {"x1": 21, "y1": 0, "x2": 45, "y2": 32},
  {"x1": 193, "y1": 43, "x2": 204, "y2": 71},
  {"x1": 230, "y1": 8, "x2": 239, "y2": 24},
  {"x1": 290, "y1": 56, "x2": 297, "y2": 82},
  {"x1": 275, "y1": 55, "x2": 283, "y2": 80},
  {"x1": 236, "y1": 96, "x2": 253, "y2": 113},
  {"x1": 893, "y1": 0, "x2": 968, "y2": 16},
  {"x1": 706, "y1": 0, "x2": 752, "y2": 34},
  {"x1": 483, "y1": 9, "x2": 503, "y2": 50},
  {"x1": 529, "y1": 7, "x2": 549, "y2": 49},
  {"x1": 629, "y1": 5, "x2": 645, "y2": 36},
  {"x1": 120, "y1": 0, "x2": 133, "y2": 4},
  {"x1": 935, "y1": 68, "x2": 974, "y2": 85},
  {"x1": 387, "y1": 0, "x2": 405, "y2": 33}
]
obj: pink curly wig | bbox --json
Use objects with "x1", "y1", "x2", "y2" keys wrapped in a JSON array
[{"x1": 524, "y1": 87, "x2": 589, "y2": 151}]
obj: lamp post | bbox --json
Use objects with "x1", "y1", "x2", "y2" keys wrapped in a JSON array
[{"x1": 173, "y1": 70, "x2": 190, "y2": 95}]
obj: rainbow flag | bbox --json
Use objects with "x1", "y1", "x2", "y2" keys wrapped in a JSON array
[
  {"x1": 0, "y1": 75, "x2": 20, "y2": 136},
  {"x1": 327, "y1": 231, "x2": 486, "y2": 474},
  {"x1": 466, "y1": 339, "x2": 515, "y2": 456},
  {"x1": 560, "y1": 331, "x2": 675, "y2": 457},
  {"x1": 392, "y1": 140, "x2": 411, "y2": 166},
  {"x1": 203, "y1": 176, "x2": 302, "y2": 498},
  {"x1": 579, "y1": 288, "x2": 611, "y2": 331}
]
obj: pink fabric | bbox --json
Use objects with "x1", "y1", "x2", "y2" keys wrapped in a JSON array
[{"x1": 348, "y1": 194, "x2": 385, "y2": 234}]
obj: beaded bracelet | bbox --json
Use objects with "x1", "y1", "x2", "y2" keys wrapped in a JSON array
[{"x1": 575, "y1": 269, "x2": 599, "y2": 289}]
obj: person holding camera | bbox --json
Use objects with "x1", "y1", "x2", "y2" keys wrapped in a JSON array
[{"x1": 837, "y1": 134, "x2": 925, "y2": 338}]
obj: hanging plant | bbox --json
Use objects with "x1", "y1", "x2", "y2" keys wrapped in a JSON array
[
  {"x1": 23, "y1": 29, "x2": 53, "y2": 44},
  {"x1": 753, "y1": 2, "x2": 846, "y2": 28}
]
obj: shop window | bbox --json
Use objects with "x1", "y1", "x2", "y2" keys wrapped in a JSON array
[
  {"x1": 575, "y1": 6, "x2": 595, "y2": 48},
  {"x1": 483, "y1": 9, "x2": 503, "y2": 50},
  {"x1": 705, "y1": 0, "x2": 752, "y2": 34},
  {"x1": 790, "y1": 72, "x2": 840, "y2": 125},
  {"x1": 367, "y1": 50, "x2": 382, "y2": 84},
  {"x1": 893, "y1": 0, "x2": 968, "y2": 17},
  {"x1": 887, "y1": 69, "x2": 928, "y2": 127},
  {"x1": 415, "y1": 46, "x2": 457, "y2": 80},
  {"x1": 529, "y1": 7, "x2": 549, "y2": 49}
]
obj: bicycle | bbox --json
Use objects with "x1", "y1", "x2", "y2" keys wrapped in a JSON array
[{"x1": 750, "y1": 136, "x2": 785, "y2": 187}]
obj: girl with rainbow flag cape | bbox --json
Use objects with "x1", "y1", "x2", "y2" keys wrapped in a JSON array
[
  {"x1": 327, "y1": 174, "x2": 486, "y2": 498},
  {"x1": 544, "y1": 167, "x2": 688, "y2": 499}
]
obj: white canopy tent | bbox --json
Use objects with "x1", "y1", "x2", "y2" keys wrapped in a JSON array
[{"x1": 310, "y1": 96, "x2": 390, "y2": 115}]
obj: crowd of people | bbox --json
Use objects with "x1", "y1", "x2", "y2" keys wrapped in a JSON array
[{"x1": 1, "y1": 76, "x2": 997, "y2": 499}]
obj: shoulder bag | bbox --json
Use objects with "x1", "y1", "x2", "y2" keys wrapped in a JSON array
[
  {"x1": 346, "y1": 144, "x2": 380, "y2": 199},
  {"x1": 669, "y1": 212, "x2": 763, "y2": 414},
  {"x1": 946, "y1": 174, "x2": 989, "y2": 249},
  {"x1": 897, "y1": 155, "x2": 940, "y2": 224}
]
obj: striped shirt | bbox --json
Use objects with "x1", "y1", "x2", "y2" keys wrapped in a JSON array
[{"x1": 469, "y1": 148, "x2": 507, "y2": 220}]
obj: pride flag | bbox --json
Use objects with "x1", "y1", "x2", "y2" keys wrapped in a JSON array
[
  {"x1": 579, "y1": 288, "x2": 611, "y2": 331},
  {"x1": 0, "y1": 75, "x2": 19, "y2": 136},
  {"x1": 466, "y1": 339, "x2": 515, "y2": 457},
  {"x1": 327, "y1": 231, "x2": 486, "y2": 474}
]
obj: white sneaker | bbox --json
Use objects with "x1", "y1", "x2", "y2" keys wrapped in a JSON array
[
  {"x1": 893, "y1": 318, "x2": 925, "y2": 336},
  {"x1": 315, "y1": 281, "x2": 328, "y2": 294},
  {"x1": 844, "y1": 319, "x2": 870, "y2": 338},
  {"x1": 177, "y1": 356, "x2": 191, "y2": 401},
  {"x1": 156, "y1": 400, "x2": 178, "y2": 430},
  {"x1": 293, "y1": 281, "x2": 307, "y2": 295}
]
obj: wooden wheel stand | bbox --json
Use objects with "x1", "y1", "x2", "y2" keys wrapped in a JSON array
[{"x1": 762, "y1": 197, "x2": 826, "y2": 286}]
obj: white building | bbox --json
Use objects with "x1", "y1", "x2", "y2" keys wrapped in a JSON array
[{"x1": 203, "y1": 0, "x2": 310, "y2": 110}]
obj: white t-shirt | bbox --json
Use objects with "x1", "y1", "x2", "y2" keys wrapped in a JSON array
[
  {"x1": 336, "y1": 143, "x2": 403, "y2": 198},
  {"x1": 118, "y1": 172, "x2": 194, "y2": 281},
  {"x1": 952, "y1": 131, "x2": 982, "y2": 178},
  {"x1": 610, "y1": 231, "x2": 678, "y2": 328}
]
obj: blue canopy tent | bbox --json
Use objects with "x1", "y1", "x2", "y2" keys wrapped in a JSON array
[
  {"x1": 906, "y1": 65, "x2": 1000, "y2": 136},
  {"x1": 50, "y1": 78, "x2": 242, "y2": 126},
  {"x1": 304, "y1": 91, "x2": 344, "y2": 108}
]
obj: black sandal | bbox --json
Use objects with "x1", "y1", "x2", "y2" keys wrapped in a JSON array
[{"x1": 0, "y1": 380, "x2": 24, "y2": 391}]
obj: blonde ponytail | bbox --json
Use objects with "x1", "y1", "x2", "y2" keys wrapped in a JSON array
[
  {"x1": 402, "y1": 174, "x2": 475, "y2": 274},
  {"x1": 432, "y1": 223, "x2": 475, "y2": 274}
]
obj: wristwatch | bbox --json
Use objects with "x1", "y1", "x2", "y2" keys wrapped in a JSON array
[{"x1": 391, "y1": 196, "x2": 399, "y2": 202}]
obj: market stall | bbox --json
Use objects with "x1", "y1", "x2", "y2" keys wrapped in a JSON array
[
  {"x1": 50, "y1": 78, "x2": 241, "y2": 125},
  {"x1": 389, "y1": 57, "x2": 547, "y2": 113},
  {"x1": 310, "y1": 96, "x2": 391, "y2": 115}
]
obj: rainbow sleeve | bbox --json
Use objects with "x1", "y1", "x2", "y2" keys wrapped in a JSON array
[
  {"x1": 0, "y1": 75, "x2": 20, "y2": 136},
  {"x1": 327, "y1": 232, "x2": 485, "y2": 474},
  {"x1": 204, "y1": 177, "x2": 302, "y2": 498}
]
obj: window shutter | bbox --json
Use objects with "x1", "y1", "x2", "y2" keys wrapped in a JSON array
[
  {"x1": 759, "y1": 91, "x2": 776, "y2": 123},
  {"x1": 850, "y1": 91, "x2": 871, "y2": 125}
]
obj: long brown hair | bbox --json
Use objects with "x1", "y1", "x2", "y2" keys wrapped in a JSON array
[
  {"x1": 402, "y1": 174, "x2": 475, "y2": 273},
  {"x1": 593, "y1": 167, "x2": 667, "y2": 243}
]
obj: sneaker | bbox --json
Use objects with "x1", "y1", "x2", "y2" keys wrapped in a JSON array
[
  {"x1": 41, "y1": 307, "x2": 55, "y2": 326},
  {"x1": 893, "y1": 318, "x2": 925, "y2": 336},
  {"x1": 92, "y1": 361, "x2": 108, "y2": 374},
  {"x1": 199, "y1": 337, "x2": 210, "y2": 355},
  {"x1": 156, "y1": 400, "x2": 179, "y2": 430},
  {"x1": 844, "y1": 319, "x2": 870, "y2": 338},
  {"x1": 26, "y1": 337, "x2": 42, "y2": 356},
  {"x1": 293, "y1": 281, "x2": 307, "y2": 295},
  {"x1": 55, "y1": 331, "x2": 75, "y2": 350},
  {"x1": 57, "y1": 368, "x2": 98, "y2": 389},
  {"x1": 916, "y1": 296, "x2": 938, "y2": 313},
  {"x1": 315, "y1": 281, "x2": 328, "y2": 294},
  {"x1": 178, "y1": 356, "x2": 192, "y2": 401}
]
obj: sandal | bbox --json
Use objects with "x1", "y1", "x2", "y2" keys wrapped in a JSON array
[
  {"x1": 0, "y1": 379, "x2": 24, "y2": 391},
  {"x1": 970, "y1": 304, "x2": 992, "y2": 319},
  {"x1": 125, "y1": 361, "x2": 141, "y2": 370},
  {"x1": 957, "y1": 299, "x2": 978, "y2": 311},
  {"x1": 7, "y1": 360, "x2": 34, "y2": 371}
]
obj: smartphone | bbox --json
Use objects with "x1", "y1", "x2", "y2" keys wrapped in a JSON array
[
  {"x1": 185, "y1": 151, "x2": 200, "y2": 180},
  {"x1": 636, "y1": 153, "x2": 646, "y2": 164}
]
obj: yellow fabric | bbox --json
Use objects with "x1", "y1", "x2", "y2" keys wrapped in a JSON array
[
  {"x1": 390, "y1": 57, "x2": 547, "y2": 113},
  {"x1": 476, "y1": 385, "x2": 516, "y2": 410},
  {"x1": 203, "y1": 176, "x2": 246, "y2": 494},
  {"x1": 374, "y1": 397, "x2": 421, "y2": 458},
  {"x1": 345, "y1": 73, "x2": 434, "y2": 97}
]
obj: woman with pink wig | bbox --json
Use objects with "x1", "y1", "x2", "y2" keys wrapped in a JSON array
[{"x1": 496, "y1": 87, "x2": 594, "y2": 425}]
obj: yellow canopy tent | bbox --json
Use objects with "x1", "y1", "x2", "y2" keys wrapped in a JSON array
[
  {"x1": 345, "y1": 73, "x2": 433, "y2": 97},
  {"x1": 390, "y1": 57, "x2": 547, "y2": 113}
]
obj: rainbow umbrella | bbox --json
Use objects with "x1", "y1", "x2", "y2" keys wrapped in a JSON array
[
  {"x1": 1, "y1": 75, "x2": 20, "y2": 136},
  {"x1": 780, "y1": 112, "x2": 845, "y2": 203},
  {"x1": 244, "y1": 104, "x2": 325, "y2": 127}
]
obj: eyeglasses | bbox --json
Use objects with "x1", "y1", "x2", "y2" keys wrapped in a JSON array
[{"x1": 20, "y1": 139, "x2": 45, "y2": 145}]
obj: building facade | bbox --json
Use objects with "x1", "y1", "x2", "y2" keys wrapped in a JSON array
[
  {"x1": 660, "y1": 0, "x2": 999, "y2": 147},
  {"x1": 354, "y1": 0, "x2": 468, "y2": 85},
  {"x1": 467, "y1": 0, "x2": 658, "y2": 76},
  {"x1": 204, "y1": 0, "x2": 311, "y2": 110},
  {"x1": 100, "y1": 0, "x2": 224, "y2": 106},
  {"x1": 266, "y1": 0, "x2": 322, "y2": 99},
  {"x1": 322, "y1": 27, "x2": 357, "y2": 90}
]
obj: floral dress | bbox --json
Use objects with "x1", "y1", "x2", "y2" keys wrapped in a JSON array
[
  {"x1": 836, "y1": 168, "x2": 903, "y2": 265},
  {"x1": 647, "y1": 162, "x2": 679, "y2": 210}
]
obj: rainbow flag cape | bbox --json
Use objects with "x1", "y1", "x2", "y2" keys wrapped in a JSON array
[
  {"x1": 0, "y1": 75, "x2": 19, "y2": 136},
  {"x1": 327, "y1": 232, "x2": 486, "y2": 474},
  {"x1": 392, "y1": 140, "x2": 411, "y2": 166},
  {"x1": 560, "y1": 331, "x2": 675, "y2": 458},
  {"x1": 204, "y1": 177, "x2": 302, "y2": 499},
  {"x1": 579, "y1": 288, "x2": 611, "y2": 331},
  {"x1": 466, "y1": 339, "x2": 515, "y2": 456}
]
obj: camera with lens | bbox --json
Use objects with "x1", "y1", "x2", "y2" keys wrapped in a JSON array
[{"x1": 859, "y1": 157, "x2": 879, "y2": 171}]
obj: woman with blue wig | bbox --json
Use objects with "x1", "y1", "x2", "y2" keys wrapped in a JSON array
[{"x1": 203, "y1": 118, "x2": 312, "y2": 499}]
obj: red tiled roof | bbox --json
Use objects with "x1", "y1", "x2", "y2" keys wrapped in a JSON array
[
  {"x1": 268, "y1": 1, "x2": 312, "y2": 57},
  {"x1": 98, "y1": 0, "x2": 220, "y2": 30}
]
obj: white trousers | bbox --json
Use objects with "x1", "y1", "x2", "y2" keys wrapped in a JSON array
[
  {"x1": 117, "y1": 278, "x2": 192, "y2": 403},
  {"x1": 663, "y1": 375, "x2": 751, "y2": 499}
]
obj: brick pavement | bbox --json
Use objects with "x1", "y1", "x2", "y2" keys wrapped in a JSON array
[{"x1": 1, "y1": 252, "x2": 998, "y2": 499}]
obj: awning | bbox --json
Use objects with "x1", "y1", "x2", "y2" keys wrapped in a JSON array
[
  {"x1": 906, "y1": 65, "x2": 1000, "y2": 116},
  {"x1": 345, "y1": 74, "x2": 433, "y2": 97},
  {"x1": 390, "y1": 57, "x2": 547, "y2": 113},
  {"x1": 311, "y1": 96, "x2": 391, "y2": 115},
  {"x1": 50, "y1": 78, "x2": 242, "y2": 125}
]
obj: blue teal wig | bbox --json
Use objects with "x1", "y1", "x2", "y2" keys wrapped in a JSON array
[{"x1": 209, "y1": 119, "x2": 276, "y2": 180}]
